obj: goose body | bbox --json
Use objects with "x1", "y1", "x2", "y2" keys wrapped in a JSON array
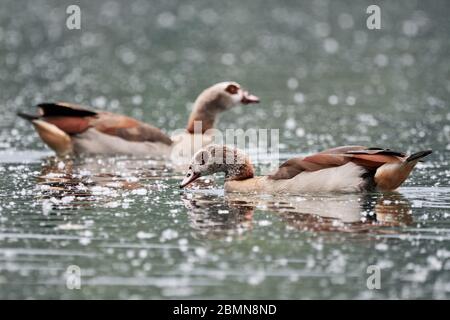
[
  {"x1": 224, "y1": 162, "x2": 367, "y2": 193},
  {"x1": 71, "y1": 127, "x2": 173, "y2": 156},
  {"x1": 181, "y1": 145, "x2": 432, "y2": 193},
  {"x1": 18, "y1": 82, "x2": 259, "y2": 159}
]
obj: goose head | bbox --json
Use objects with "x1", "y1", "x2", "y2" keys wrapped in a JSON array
[
  {"x1": 199, "y1": 81, "x2": 259, "y2": 110},
  {"x1": 186, "y1": 82, "x2": 259, "y2": 133},
  {"x1": 180, "y1": 145, "x2": 254, "y2": 188}
]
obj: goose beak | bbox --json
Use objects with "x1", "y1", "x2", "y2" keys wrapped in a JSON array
[
  {"x1": 180, "y1": 172, "x2": 201, "y2": 188},
  {"x1": 241, "y1": 90, "x2": 260, "y2": 104}
]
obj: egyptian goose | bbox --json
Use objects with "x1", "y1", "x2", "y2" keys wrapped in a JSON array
[
  {"x1": 18, "y1": 82, "x2": 259, "y2": 157},
  {"x1": 180, "y1": 145, "x2": 432, "y2": 193}
]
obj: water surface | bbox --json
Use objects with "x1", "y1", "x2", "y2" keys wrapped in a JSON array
[{"x1": 0, "y1": 0, "x2": 449, "y2": 299}]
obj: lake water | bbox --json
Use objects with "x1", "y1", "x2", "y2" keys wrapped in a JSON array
[{"x1": 0, "y1": 0, "x2": 449, "y2": 299}]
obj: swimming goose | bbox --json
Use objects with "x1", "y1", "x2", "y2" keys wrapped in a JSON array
[
  {"x1": 18, "y1": 82, "x2": 259, "y2": 157},
  {"x1": 180, "y1": 145, "x2": 432, "y2": 193}
]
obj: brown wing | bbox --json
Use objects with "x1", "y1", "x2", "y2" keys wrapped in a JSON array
[
  {"x1": 38, "y1": 102, "x2": 97, "y2": 134},
  {"x1": 39, "y1": 102, "x2": 98, "y2": 117},
  {"x1": 269, "y1": 146, "x2": 405, "y2": 180},
  {"x1": 269, "y1": 154, "x2": 349, "y2": 180},
  {"x1": 37, "y1": 102, "x2": 173, "y2": 145},
  {"x1": 41, "y1": 116, "x2": 92, "y2": 134},
  {"x1": 316, "y1": 145, "x2": 367, "y2": 154},
  {"x1": 317, "y1": 146, "x2": 406, "y2": 157},
  {"x1": 91, "y1": 113, "x2": 173, "y2": 145}
]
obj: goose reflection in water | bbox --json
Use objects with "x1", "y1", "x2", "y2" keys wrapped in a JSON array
[
  {"x1": 181, "y1": 191, "x2": 413, "y2": 237},
  {"x1": 181, "y1": 192, "x2": 254, "y2": 239},
  {"x1": 34, "y1": 156, "x2": 171, "y2": 210}
]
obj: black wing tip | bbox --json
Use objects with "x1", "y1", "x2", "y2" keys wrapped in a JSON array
[
  {"x1": 346, "y1": 148, "x2": 406, "y2": 157},
  {"x1": 406, "y1": 150, "x2": 433, "y2": 162},
  {"x1": 17, "y1": 112, "x2": 39, "y2": 121},
  {"x1": 35, "y1": 102, "x2": 97, "y2": 117},
  {"x1": 36, "y1": 102, "x2": 58, "y2": 108}
]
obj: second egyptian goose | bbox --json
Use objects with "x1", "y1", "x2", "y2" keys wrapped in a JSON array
[
  {"x1": 17, "y1": 82, "x2": 259, "y2": 158},
  {"x1": 180, "y1": 145, "x2": 432, "y2": 193}
]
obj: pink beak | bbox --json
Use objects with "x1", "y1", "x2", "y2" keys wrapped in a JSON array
[
  {"x1": 241, "y1": 91, "x2": 260, "y2": 104},
  {"x1": 180, "y1": 172, "x2": 201, "y2": 188}
]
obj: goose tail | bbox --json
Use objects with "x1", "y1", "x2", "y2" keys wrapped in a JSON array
[{"x1": 375, "y1": 149, "x2": 432, "y2": 191}]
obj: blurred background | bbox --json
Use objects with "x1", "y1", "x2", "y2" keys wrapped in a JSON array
[
  {"x1": 1, "y1": 0, "x2": 449, "y2": 157},
  {"x1": 0, "y1": 0, "x2": 449, "y2": 300}
]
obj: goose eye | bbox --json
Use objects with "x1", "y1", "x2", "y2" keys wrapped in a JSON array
[{"x1": 225, "y1": 84, "x2": 239, "y2": 95}]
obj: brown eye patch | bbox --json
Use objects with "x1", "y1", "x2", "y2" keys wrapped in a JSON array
[{"x1": 225, "y1": 84, "x2": 239, "y2": 95}]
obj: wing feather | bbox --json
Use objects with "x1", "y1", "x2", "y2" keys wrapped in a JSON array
[
  {"x1": 92, "y1": 114, "x2": 173, "y2": 145},
  {"x1": 269, "y1": 146, "x2": 406, "y2": 180},
  {"x1": 36, "y1": 102, "x2": 173, "y2": 145}
]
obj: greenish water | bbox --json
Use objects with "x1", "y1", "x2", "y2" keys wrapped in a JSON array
[{"x1": 0, "y1": 0, "x2": 449, "y2": 299}]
